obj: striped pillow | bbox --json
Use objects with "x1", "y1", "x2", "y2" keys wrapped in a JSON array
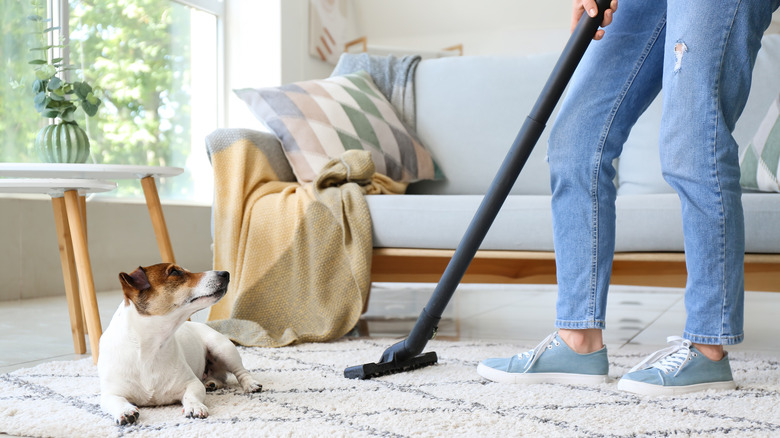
[
  {"x1": 740, "y1": 94, "x2": 780, "y2": 192},
  {"x1": 235, "y1": 71, "x2": 442, "y2": 183}
]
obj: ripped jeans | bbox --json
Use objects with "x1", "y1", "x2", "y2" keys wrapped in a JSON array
[{"x1": 547, "y1": 0, "x2": 780, "y2": 345}]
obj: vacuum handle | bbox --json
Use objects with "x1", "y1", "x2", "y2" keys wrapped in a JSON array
[
  {"x1": 422, "y1": 0, "x2": 615, "y2": 323},
  {"x1": 373, "y1": 0, "x2": 614, "y2": 368},
  {"x1": 530, "y1": 0, "x2": 613, "y2": 122}
]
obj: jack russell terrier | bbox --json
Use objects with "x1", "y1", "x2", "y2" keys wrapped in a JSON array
[{"x1": 98, "y1": 263, "x2": 262, "y2": 425}]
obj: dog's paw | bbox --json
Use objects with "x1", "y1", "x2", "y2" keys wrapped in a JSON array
[
  {"x1": 241, "y1": 377, "x2": 263, "y2": 394},
  {"x1": 183, "y1": 402, "x2": 209, "y2": 419},
  {"x1": 204, "y1": 378, "x2": 224, "y2": 392},
  {"x1": 114, "y1": 407, "x2": 140, "y2": 426}
]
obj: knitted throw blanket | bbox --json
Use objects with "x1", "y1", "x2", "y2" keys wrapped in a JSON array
[
  {"x1": 331, "y1": 53, "x2": 421, "y2": 129},
  {"x1": 205, "y1": 129, "x2": 405, "y2": 347}
]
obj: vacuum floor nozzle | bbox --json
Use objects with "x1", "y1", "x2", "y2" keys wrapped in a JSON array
[{"x1": 344, "y1": 351, "x2": 439, "y2": 380}]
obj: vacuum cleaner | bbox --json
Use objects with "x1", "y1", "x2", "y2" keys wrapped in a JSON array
[{"x1": 345, "y1": 0, "x2": 613, "y2": 380}]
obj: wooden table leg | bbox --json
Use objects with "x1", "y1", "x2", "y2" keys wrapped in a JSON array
[
  {"x1": 140, "y1": 176, "x2": 176, "y2": 263},
  {"x1": 78, "y1": 195, "x2": 89, "y2": 331},
  {"x1": 79, "y1": 195, "x2": 87, "y2": 242},
  {"x1": 51, "y1": 197, "x2": 87, "y2": 355},
  {"x1": 64, "y1": 189, "x2": 103, "y2": 364}
]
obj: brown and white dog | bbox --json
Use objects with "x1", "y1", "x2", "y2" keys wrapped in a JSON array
[{"x1": 97, "y1": 263, "x2": 262, "y2": 425}]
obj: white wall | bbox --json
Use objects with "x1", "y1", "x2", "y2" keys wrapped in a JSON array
[
  {"x1": 280, "y1": 0, "x2": 335, "y2": 84},
  {"x1": 224, "y1": 0, "x2": 283, "y2": 130},
  {"x1": 352, "y1": 0, "x2": 571, "y2": 56},
  {"x1": 0, "y1": 196, "x2": 213, "y2": 301}
]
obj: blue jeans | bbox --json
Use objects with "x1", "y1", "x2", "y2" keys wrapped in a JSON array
[{"x1": 548, "y1": 0, "x2": 779, "y2": 345}]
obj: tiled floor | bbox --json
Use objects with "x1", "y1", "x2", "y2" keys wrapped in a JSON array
[{"x1": 2, "y1": 283, "x2": 778, "y2": 374}]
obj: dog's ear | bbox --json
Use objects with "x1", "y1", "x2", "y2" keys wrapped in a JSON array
[{"x1": 119, "y1": 267, "x2": 151, "y2": 300}]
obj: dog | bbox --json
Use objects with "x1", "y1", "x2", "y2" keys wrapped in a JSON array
[{"x1": 98, "y1": 263, "x2": 262, "y2": 425}]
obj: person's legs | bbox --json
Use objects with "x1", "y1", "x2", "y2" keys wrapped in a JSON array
[
  {"x1": 618, "y1": 0, "x2": 780, "y2": 396},
  {"x1": 548, "y1": 0, "x2": 666, "y2": 350},
  {"x1": 660, "y1": 0, "x2": 777, "y2": 350},
  {"x1": 478, "y1": 0, "x2": 668, "y2": 383}
]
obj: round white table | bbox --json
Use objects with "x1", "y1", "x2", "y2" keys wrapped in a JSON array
[
  {"x1": 0, "y1": 178, "x2": 117, "y2": 362},
  {"x1": 0, "y1": 164, "x2": 183, "y2": 363},
  {"x1": 0, "y1": 163, "x2": 183, "y2": 179}
]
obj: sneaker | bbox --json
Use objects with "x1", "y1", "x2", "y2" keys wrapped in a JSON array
[
  {"x1": 476, "y1": 332, "x2": 609, "y2": 384},
  {"x1": 617, "y1": 336, "x2": 736, "y2": 396}
]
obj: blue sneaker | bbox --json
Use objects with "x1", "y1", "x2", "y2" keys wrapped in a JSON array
[
  {"x1": 617, "y1": 336, "x2": 736, "y2": 396},
  {"x1": 477, "y1": 332, "x2": 609, "y2": 384}
]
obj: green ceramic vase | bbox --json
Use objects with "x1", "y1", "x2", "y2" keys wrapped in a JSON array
[{"x1": 35, "y1": 122, "x2": 90, "y2": 163}]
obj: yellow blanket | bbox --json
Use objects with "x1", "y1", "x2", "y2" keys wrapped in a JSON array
[{"x1": 206, "y1": 134, "x2": 405, "y2": 347}]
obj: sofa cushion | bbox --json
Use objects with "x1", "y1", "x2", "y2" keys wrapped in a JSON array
[
  {"x1": 740, "y1": 93, "x2": 780, "y2": 192},
  {"x1": 366, "y1": 193, "x2": 780, "y2": 253},
  {"x1": 410, "y1": 54, "x2": 559, "y2": 196},
  {"x1": 234, "y1": 71, "x2": 440, "y2": 183},
  {"x1": 618, "y1": 34, "x2": 780, "y2": 195}
]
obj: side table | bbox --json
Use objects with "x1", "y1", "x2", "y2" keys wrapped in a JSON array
[{"x1": 0, "y1": 179, "x2": 117, "y2": 364}]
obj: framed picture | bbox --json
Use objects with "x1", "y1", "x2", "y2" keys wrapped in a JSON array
[{"x1": 309, "y1": 0, "x2": 358, "y2": 64}]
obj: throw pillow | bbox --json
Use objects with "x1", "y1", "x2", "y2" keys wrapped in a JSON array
[
  {"x1": 740, "y1": 94, "x2": 780, "y2": 192},
  {"x1": 235, "y1": 71, "x2": 442, "y2": 183}
]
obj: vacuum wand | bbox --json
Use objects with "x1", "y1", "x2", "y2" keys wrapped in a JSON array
[{"x1": 345, "y1": 0, "x2": 613, "y2": 380}]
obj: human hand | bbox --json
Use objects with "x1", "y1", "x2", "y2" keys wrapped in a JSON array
[{"x1": 571, "y1": 0, "x2": 618, "y2": 40}]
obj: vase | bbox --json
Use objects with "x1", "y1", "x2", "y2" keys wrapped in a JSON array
[{"x1": 35, "y1": 122, "x2": 91, "y2": 164}]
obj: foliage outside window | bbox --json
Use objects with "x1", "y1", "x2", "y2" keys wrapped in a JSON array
[{"x1": 1, "y1": 0, "x2": 220, "y2": 201}]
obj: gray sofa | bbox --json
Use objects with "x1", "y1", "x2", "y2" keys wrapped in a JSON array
[
  {"x1": 215, "y1": 35, "x2": 780, "y2": 292},
  {"x1": 365, "y1": 34, "x2": 780, "y2": 292}
]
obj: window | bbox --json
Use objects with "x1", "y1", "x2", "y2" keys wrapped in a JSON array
[{"x1": 1, "y1": 0, "x2": 223, "y2": 202}]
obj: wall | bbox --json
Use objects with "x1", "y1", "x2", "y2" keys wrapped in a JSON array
[
  {"x1": 280, "y1": 0, "x2": 335, "y2": 84},
  {"x1": 224, "y1": 0, "x2": 282, "y2": 130},
  {"x1": 0, "y1": 196, "x2": 213, "y2": 301},
  {"x1": 351, "y1": 0, "x2": 572, "y2": 56}
]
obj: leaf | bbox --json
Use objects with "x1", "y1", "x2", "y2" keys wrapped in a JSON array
[
  {"x1": 47, "y1": 76, "x2": 62, "y2": 91},
  {"x1": 34, "y1": 93, "x2": 50, "y2": 112},
  {"x1": 33, "y1": 91, "x2": 46, "y2": 106},
  {"x1": 29, "y1": 47, "x2": 52, "y2": 52},
  {"x1": 34, "y1": 64, "x2": 57, "y2": 80},
  {"x1": 43, "y1": 26, "x2": 61, "y2": 33},
  {"x1": 32, "y1": 79, "x2": 44, "y2": 93},
  {"x1": 42, "y1": 109, "x2": 60, "y2": 118},
  {"x1": 74, "y1": 82, "x2": 93, "y2": 99},
  {"x1": 82, "y1": 99, "x2": 99, "y2": 117},
  {"x1": 61, "y1": 107, "x2": 77, "y2": 123},
  {"x1": 28, "y1": 59, "x2": 47, "y2": 65}
]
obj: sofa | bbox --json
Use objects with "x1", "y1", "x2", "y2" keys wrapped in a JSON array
[{"x1": 220, "y1": 34, "x2": 780, "y2": 293}]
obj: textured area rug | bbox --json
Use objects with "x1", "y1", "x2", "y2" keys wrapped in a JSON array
[{"x1": 1, "y1": 338, "x2": 779, "y2": 437}]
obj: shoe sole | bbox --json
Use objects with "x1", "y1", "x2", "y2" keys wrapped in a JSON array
[
  {"x1": 477, "y1": 362, "x2": 610, "y2": 385},
  {"x1": 617, "y1": 378, "x2": 736, "y2": 396}
]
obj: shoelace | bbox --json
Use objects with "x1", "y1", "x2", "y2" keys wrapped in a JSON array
[
  {"x1": 516, "y1": 332, "x2": 560, "y2": 373},
  {"x1": 627, "y1": 336, "x2": 696, "y2": 377}
]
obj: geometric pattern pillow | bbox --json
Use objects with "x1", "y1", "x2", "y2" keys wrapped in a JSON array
[
  {"x1": 235, "y1": 71, "x2": 442, "y2": 183},
  {"x1": 740, "y1": 94, "x2": 780, "y2": 192}
]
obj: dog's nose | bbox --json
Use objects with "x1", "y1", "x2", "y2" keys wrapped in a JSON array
[{"x1": 217, "y1": 271, "x2": 230, "y2": 281}]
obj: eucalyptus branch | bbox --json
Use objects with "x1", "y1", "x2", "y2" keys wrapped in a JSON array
[{"x1": 27, "y1": 0, "x2": 102, "y2": 123}]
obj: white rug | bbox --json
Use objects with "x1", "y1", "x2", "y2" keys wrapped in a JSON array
[{"x1": 1, "y1": 338, "x2": 779, "y2": 437}]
